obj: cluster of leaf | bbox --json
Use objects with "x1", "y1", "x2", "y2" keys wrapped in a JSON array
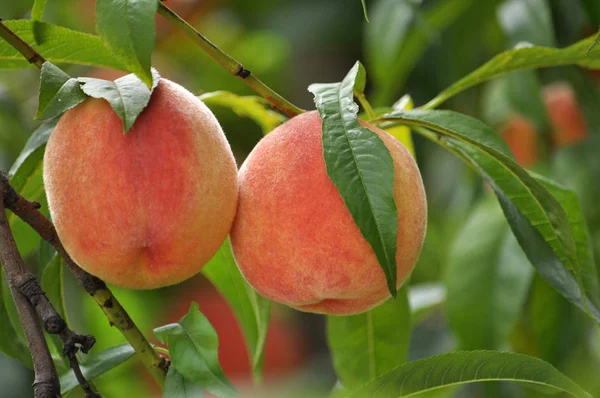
[
  {"x1": 314, "y1": 56, "x2": 598, "y2": 397},
  {"x1": 326, "y1": 3, "x2": 600, "y2": 398}
]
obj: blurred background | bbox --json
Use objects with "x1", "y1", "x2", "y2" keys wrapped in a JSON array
[{"x1": 0, "y1": 0, "x2": 599, "y2": 397}]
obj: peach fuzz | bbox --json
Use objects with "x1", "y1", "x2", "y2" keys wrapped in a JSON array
[
  {"x1": 43, "y1": 79, "x2": 238, "y2": 289},
  {"x1": 230, "y1": 111, "x2": 427, "y2": 315}
]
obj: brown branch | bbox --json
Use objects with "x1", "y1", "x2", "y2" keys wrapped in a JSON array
[
  {"x1": 0, "y1": 19, "x2": 169, "y2": 387},
  {"x1": 18, "y1": 275, "x2": 100, "y2": 398},
  {"x1": 0, "y1": 179, "x2": 101, "y2": 397},
  {"x1": 157, "y1": 2, "x2": 305, "y2": 118},
  {"x1": 0, "y1": 172, "x2": 168, "y2": 387},
  {"x1": 0, "y1": 19, "x2": 46, "y2": 68},
  {"x1": 0, "y1": 186, "x2": 59, "y2": 397}
]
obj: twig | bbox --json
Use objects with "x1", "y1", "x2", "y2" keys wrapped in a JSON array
[
  {"x1": 18, "y1": 275, "x2": 100, "y2": 398},
  {"x1": 0, "y1": 178, "x2": 101, "y2": 397},
  {"x1": 0, "y1": 21, "x2": 169, "y2": 387},
  {"x1": 157, "y1": 2, "x2": 305, "y2": 118},
  {"x1": 356, "y1": 92, "x2": 375, "y2": 120},
  {"x1": 0, "y1": 172, "x2": 168, "y2": 387},
  {"x1": 0, "y1": 18, "x2": 46, "y2": 67},
  {"x1": 0, "y1": 185, "x2": 60, "y2": 397}
]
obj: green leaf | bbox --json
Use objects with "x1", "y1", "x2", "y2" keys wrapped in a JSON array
[
  {"x1": 424, "y1": 35, "x2": 600, "y2": 109},
  {"x1": 365, "y1": 0, "x2": 471, "y2": 105},
  {"x1": 0, "y1": 271, "x2": 31, "y2": 367},
  {"x1": 59, "y1": 344, "x2": 136, "y2": 393},
  {"x1": 36, "y1": 62, "x2": 87, "y2": 120},
  {"x1": 551, "y1": 137, "x2": 600, "y2": 227},
  {"x1": 446, "y1": 197, "x2": 533, "y2": 350},
  {"x1": 198, "y1": 91, "x2": 286, "y2": 135},
  {"x1": 327, "y1": 287, "x2": 410, "y2": 389},
  {"x1": 308, "y1": 62, "x2": 399, "y2": 297},
  {"x1": 154, "y1": 303, "x2": 236, "y2": 398},
  {"x1": 383, "y1": 110, "x2": 514, "y2": 159},
  {"x1": 580, "y1": 0, "x2": 600, "y2": 25},
  {"x1": 380, "y1": 110, "x2": 598, "y2": 323},
  {"x1": 0, "y1": 20, "x2": 126, "y2": 70},
  {"x1": 96, "y1": 0, "x2": 159, "y2": 86},
  {"x1": 408, "y1": 283, "x2": 445, "y2": 325},
  {"x1": 344, "y1": 351, "x2": 591, "y2": 398},
  {"x1": 9, "y1": 118, "x2": 55, "y2": 193},
  {"x1": 527, "y1": 274, "x2": 589, "y2": 365},
  {"x1": 533, "y1": 174, "x2": 600, "y2": 310},
  {"x1": 164, "y1": 367, "x2": 205, "y2": 398},
  {"x1": 386, "y1": 95, "x2": 415, "y2": 156},
  {"x1": 31, "y1": 0, "x2": 48, "y2": 21},
  {"x1": 449, "y1": 139, "x2": 600, "y2": 322},
  {"x1": 78, "y1": 69, "x2": 160, "y2": 133},
  {"x1": 8, "y1": 119, "x2": 55, "y2": 257},
  {"x1": 352, "y1": 62, "x2": 376, "y2": 119},
  {"x1": 498, "y1": 0, "x2": 555, "y2": 48},
  {"x1": 360, "y1": 0, "x2": 369, "y2": 22},
  {"x1": 202, "y1": 238, "x2": 271, "y2": 383},
  {"x1": 1, "y1": 121, "x2": 51, "y2": 362},
  {"x1": 352, "y1": 61, "x2": 367, "y2": 95}
]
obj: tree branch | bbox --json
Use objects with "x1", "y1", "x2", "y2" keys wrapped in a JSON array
[
  {"x1": 0, "y1": 178, "x2": 102, "y2": 397},
  {"x1": 18, "y1": 275, "x2": 100, "y2": 398},
  {"x1": 0, "y1": 172, "x2": 168, "y2": 388},
  {"x1": 0, "y1": 186, "x2": 59, "y2": 397},
  {"x1": 156, "y1": 2, "x2": 305, "y2": 118},
  {"x1": 0, "y1": 19, "x2": 46, "y2": 68}
]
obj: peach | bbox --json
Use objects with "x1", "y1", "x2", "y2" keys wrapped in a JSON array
[
  {"x1": 542, "y1": 83, "x2": 587, "y2": 146},
  {"x1": 43, "y1": 79, "x2": 238, "y2": 289},
  {"x1": 501, "y1": 114, "x2": 538, "y2": 167},
  {"x1": 230, "y1": 111, "x2": 427, "y2": 315}
]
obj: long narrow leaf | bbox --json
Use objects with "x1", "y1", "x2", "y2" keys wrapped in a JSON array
[
  {"x1": 344, "y1": 351, "x2": 591, "y2": 398},
  {"x1": 0, "y1": 20, "x2": 126, "y2": 70},
  {"x1": 378, "y1": 110, "x2": 597, "y2": 322},
  {"x1": 424, "y1": 35, "x2": 600, "y2": 109},
  {"x1": 309, "y1": 62, "x2": 399, "y2": 297},
  {"x1": 95, "y1": 0, "x2": 158, "y2": 86},
  {"x1": 328, "y1": 288, "x2": 410, "y2": 389},
  {"x1": 202, "y1": 239, "x2": 271, "y2": 382}
]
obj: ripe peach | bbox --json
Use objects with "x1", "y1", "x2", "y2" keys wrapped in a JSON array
[
  {"x1": 542, "y1": 83, "x2": 587, "y2": 146},
  {"x1": 230, "y1": 111, "x2": 427, "y2": 315},
  {"x1": 501, "y1": 114, "x2": 538, "y2": 167},
  {"x1": 43, "y1": 79, "x2": 238, "y2": 289}
]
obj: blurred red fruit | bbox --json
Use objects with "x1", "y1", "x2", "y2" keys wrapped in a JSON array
[
  {"x1": 164, "y1": 283, "x2": 307, "y2": 392},
  {"x1": 542, "y1": 83, "x2": 587, "y2": 146},
  {"x1": 501, "y1": 115, "x2": 538, "y2": 167}
]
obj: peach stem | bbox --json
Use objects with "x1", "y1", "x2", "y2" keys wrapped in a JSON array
[{"x1": 157, "y1": 2, "x2": 305, "y2": 118}]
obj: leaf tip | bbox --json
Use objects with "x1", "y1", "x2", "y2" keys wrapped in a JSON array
[{"x1": 187, "y1": 301, "x2": 200, "y2": 315}]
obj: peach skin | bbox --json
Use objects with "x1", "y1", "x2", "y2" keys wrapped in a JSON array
[
  {"x1": 43, "y1": 78, "x2": 238, "y2": 289},
  {"x1": 230, "y1": 111, "x2": 427, "y2": 315}
]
